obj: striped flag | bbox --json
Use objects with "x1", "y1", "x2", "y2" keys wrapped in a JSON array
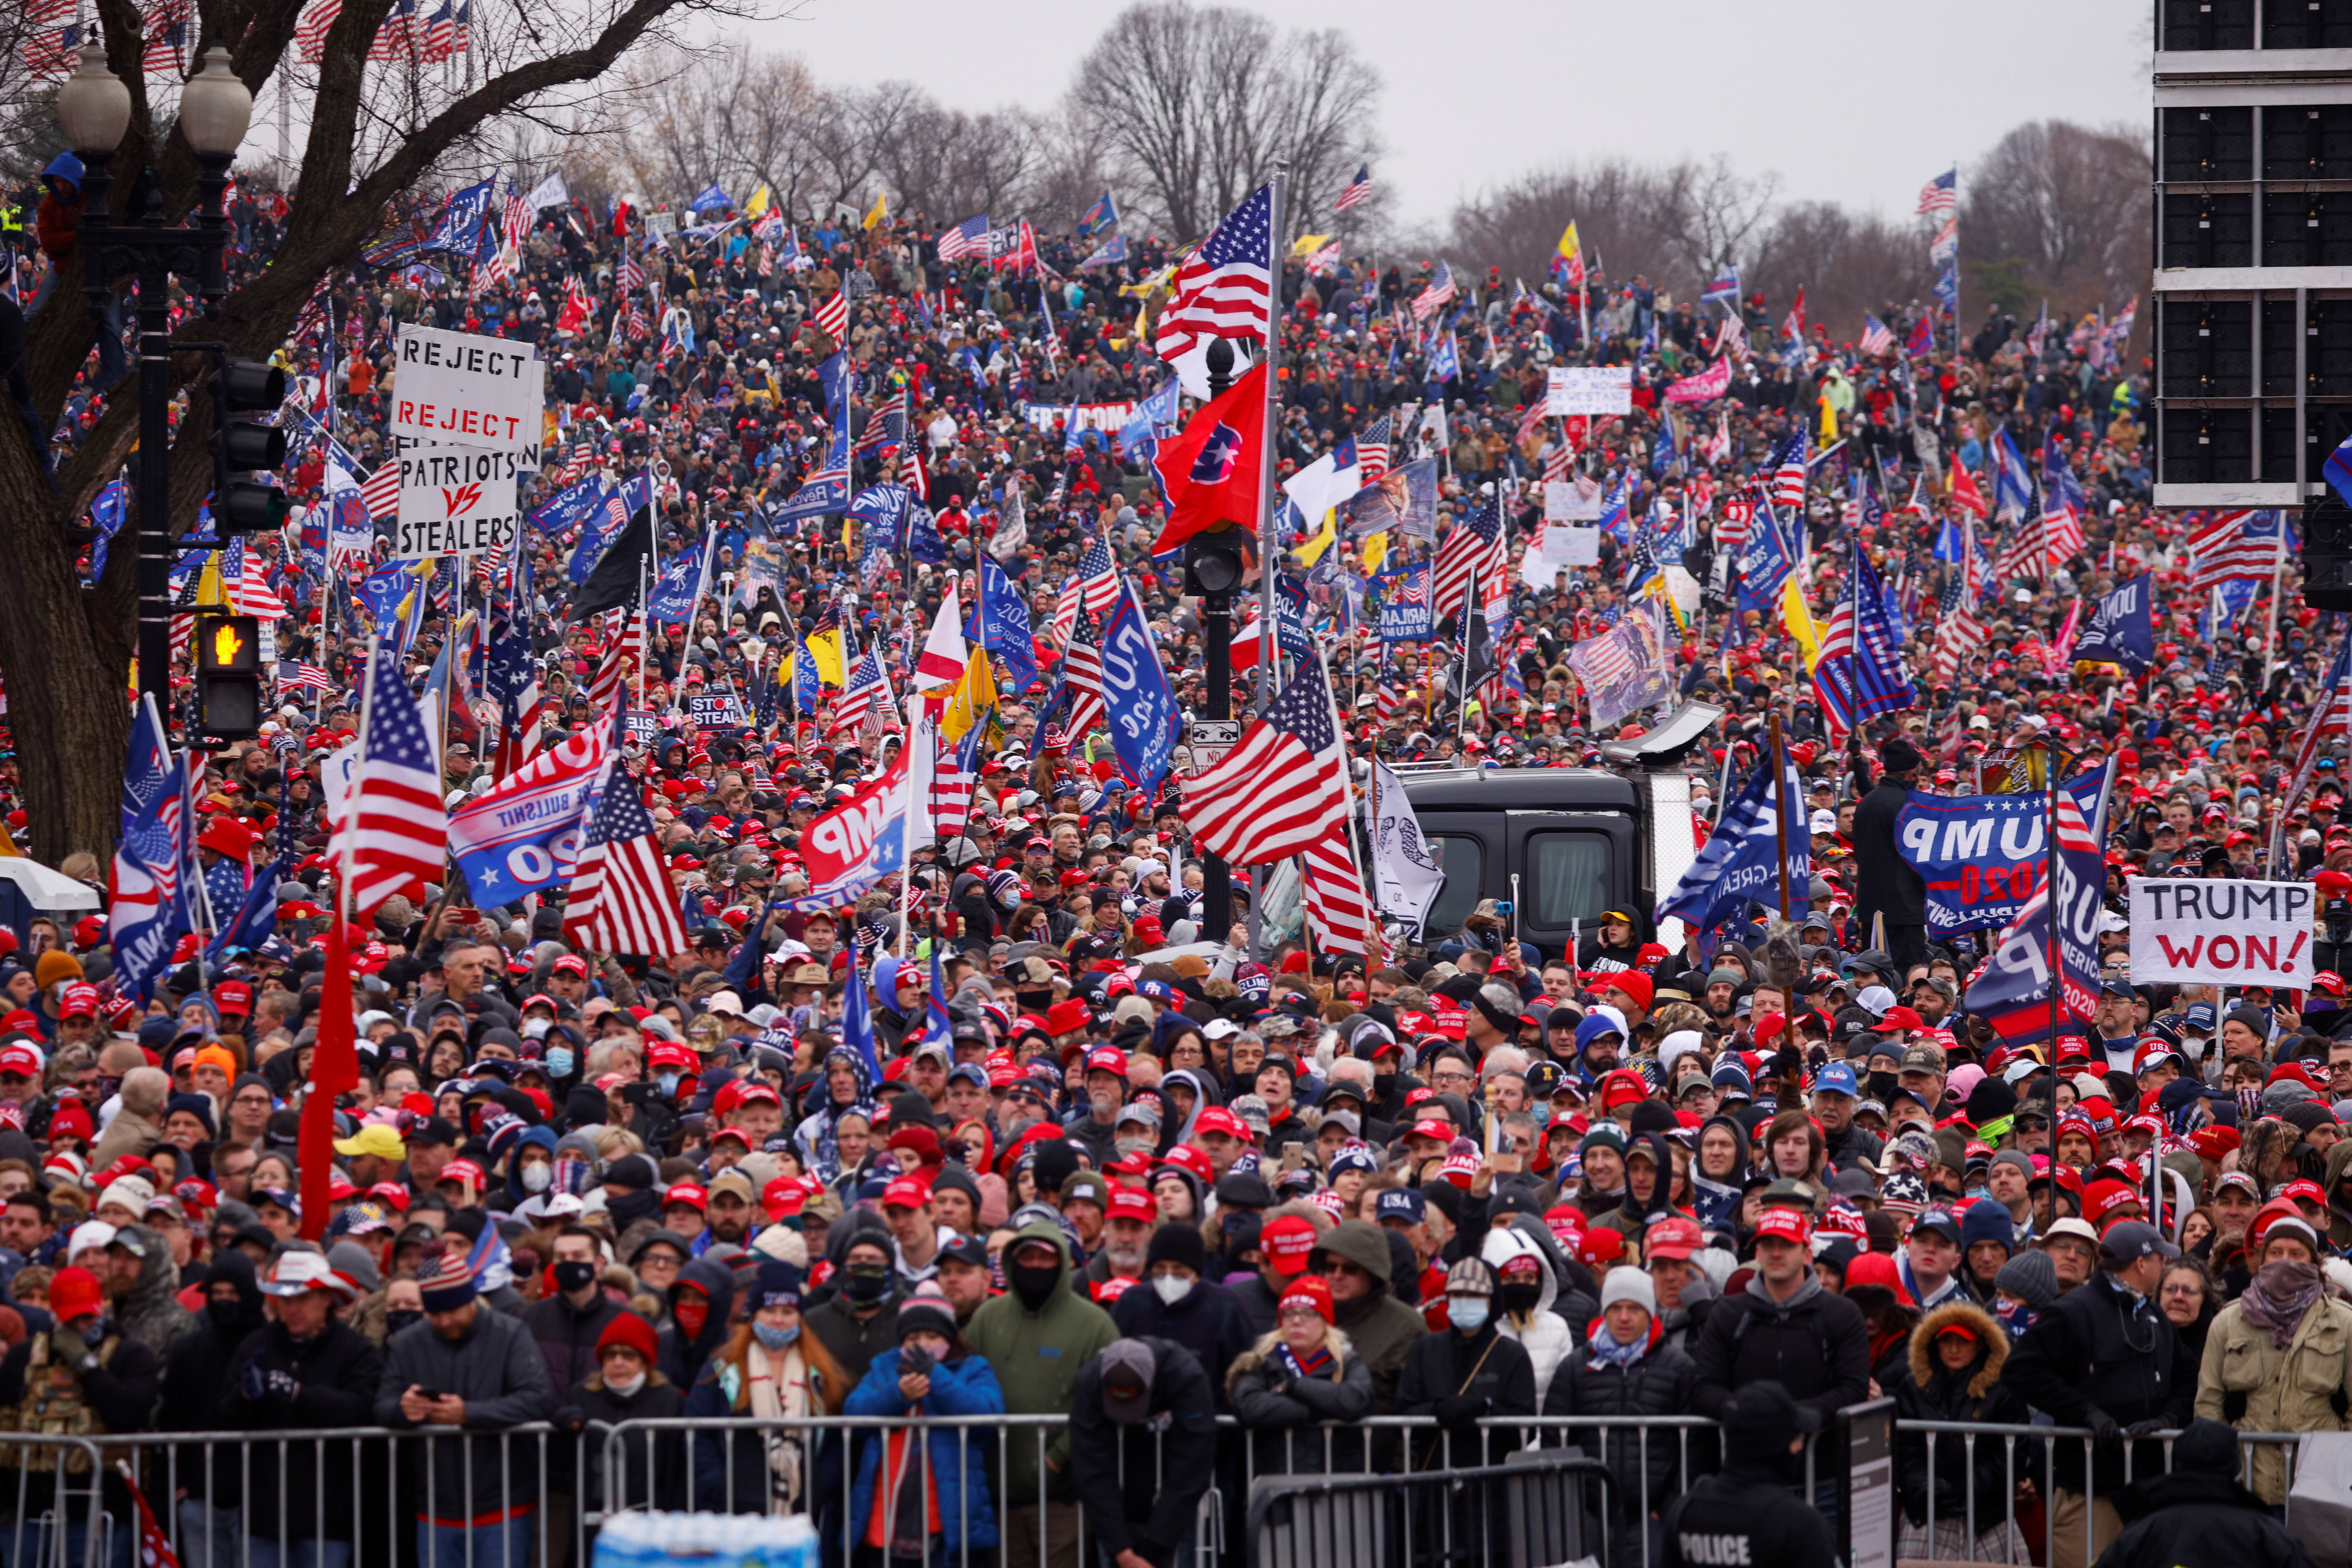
[
  {"x1": 1335, "y1": 165, "x2": 1373, "y2": 214},
  {"x1": 1182, "y1": 656, "x2": 1351, "y2": 868},
  {"x1": 1858, "y1": 315, "x2": 1894, "y2": 357},
  {"x1": 277, "y1": 661, "x2": 335, "y2": 694},
  {"x1": 563, "y1": 756, "x2": 691, "y2": 957},
  {"x1": 361, "y1": 459, "x2": 400, "y2": 523},
  {"x1": 418, "y1": 0, "x2": 453, "y2": 60},
  {"x1": 1917, "y1": 169, "x2": 1957, "y2": 215},
  {"x1": 827, "y1": 647, "x2": 898, "y2": 741},
  {"x1": 1430, "y1": 496, "x2": 1505, "y2": 626},
  {"x1": 1357, "y1": 414, "x2": 1392, "y2": 485},
  {"x1": 1925, "y1": 527, "x2": 1986, "y2": 688},
  {"x1": 2188, "y1": 508, "x2": 2290, "y2": 591},
  {"x1": 814, "y1": 289, "x2": 849, "y2": 343},
  {"x1": 1076, "y1": 532, "x2": 1122, "y2": 619},
  {"x1": 1410, "y1": 261, "x2": 1456, "y2": 323},
  {"x1": 1050, "y1": 604, "x2": 1108, "y2": 743},
  {"x1": 936, "y1": 214, "x2": 990, "y2": 261},
  {"x1": 141, "y1": 0, "x2": 189, "y2": 74},
  {"x1": 367, "y1": 0, "x2": 415, "y2": 59},
  {"x1": 341, "y1": 640, "x2": 447, "y2": 919},
  {"x1": 1301, "y1": 834, "x2": 1375, "y2": 955},
  {"x1": 1153, "y1": 184, "x2": 1274, "y2": 364},
  {"x1": 1769, "y1": 428, "x2": 1809, "y2": 512}
]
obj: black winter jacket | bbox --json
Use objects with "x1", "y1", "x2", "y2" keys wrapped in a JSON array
[
  {"x1": 218, "y1": 1320, "x2": 386, "y2": 1541},
  {"x1": 1066, "y1": 1338, "x2": 1218, "y2": 1568},
  {"x1": 1226, "y1": 1329, "x2": 1375, "y2": 1476},
  {"x1": 1542, "y1": 1330, "x2": 1698, "y2": 1518},
  {"x1": 1688, "y1": 1274, "x2": 1871, "y2": 1427},
  {"x1": 2000, "y1": 1270, "x2": 2193, "y2": 1492}
]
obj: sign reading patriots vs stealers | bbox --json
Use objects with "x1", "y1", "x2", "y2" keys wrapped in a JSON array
[{"x1": 393, "y1": 447, "x2": 520, "y2": 559}]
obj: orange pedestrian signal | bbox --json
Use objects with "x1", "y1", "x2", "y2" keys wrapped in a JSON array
[
  {"x1": 195, "y1": 614, "x2": 264, "y2": 740},
  {"x1": 196, "y1": 614, "x2": 261, "y2": 674},
  {"x1": 213, "y1": 623, "x2": 244, "y2": 666}
]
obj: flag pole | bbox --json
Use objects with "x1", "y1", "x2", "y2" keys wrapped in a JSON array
[
  {"x1": 2264, "y1": 513, "x2": 2286, "y2": 689},
  {"x1": 1245, "y1": 161, "x2": 1290, "y2": 967},
  {"x1": 2045, "y1": 739, "x2": 2061, "y2": 1051},
  {"x1": 1770, "y1": 709, "x2": 1792, "y2": 922}
]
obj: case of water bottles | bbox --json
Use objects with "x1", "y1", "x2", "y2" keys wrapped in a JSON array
[{"x1": 592, "y1": 1510, "x2": 816, "y2": 1568}]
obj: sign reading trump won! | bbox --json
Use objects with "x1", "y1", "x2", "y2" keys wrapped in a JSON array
[{"x1": 2128, "y1": 878, "x2": 2315, "y2": 987}]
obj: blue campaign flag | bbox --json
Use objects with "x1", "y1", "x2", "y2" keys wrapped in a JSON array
[
  {"x1": 1651, "y1": 415, "x2": 1679, "y2": 479},
  {"x1": 427, "y1": 180, "x2": 494, "y2": 257},
  {"x1": 89, "y1": 479, "x2": 127, "y2": 580},
  {"x1": 1078, "y1": 235, "x2": 1127, "y2": 269},
  {"x1": 1118, "y1": 378, "x2": 1182, "y2": 459},
  {"x1": 2205, "y1": 578, "x2": 2260, "y2": 641},
  {"x1": 110, "y1": 757, "x2": 190, "y2": 1002},
  {"x1": 568, "y1": 486, "x2": 630, "y2": 584},
  {"x1": 1077, "y1": 191, "x2": 1118, "y2": 239},
  {"x1": 2071, "y1": 571, "x2": 2156, "y2": 670},
  {"x1": 205, "y1": 855, "x2": 289, "y2": 965},
  {"x1": 2327, "y1": 429, "x2": 2352, "y2": 510},
  {"x1": 1272, "y1": 573, "x2": 1316, "y2": 659},
  {"x1": 1376, "y1": 564, "x2": 1434, "y2": 643},
  {"x1": 1990, "y1": 429, "x2": 2034, "y2": 519},
  {"x1": 620, "y1": 473, "x2": 654, "y2": 516},
  {"x1": 850, "y1": 484, "x2": 911, "y2": 550},
  {"x1": 529, "y1": 478, "x2": 605, "y2": 544},
  {"x1": 1701, "y1": 265, "x2": 1740, "y2": 306},
  {"x1": 1964, "y1": 761, "x2": 2115, "y2": 1045},
  {"x1": 907, "y1": 502, "x2": 947, "y2": 566},
  {"x1": 1098, "y1": 583, "x2": 1179, "y2": 795},
  {"x1": 840, "y1": 939, "x2": 883, "y2": 1088},
  {"x1": 1597, "y1": 475, "x2": 1631, "y2": 544},
  {"x1": 1933, "y1": 263, "x2": 1959, "y2": 314},
  {"x1": 1657, "y1": 750, "x2": 1809, "y2": 933},
  {"x1": 1425, "y1": 330, "x2": 1460, "y2": 386},
  {"x1": 1932, "y1": 516, "x2": 1967, "y2": 563},
  {"x1": 791, "y1": 642, "x2": 822, "y2": 713},
  {"x1": 449, "y1": 745, "x2": 606, "y2": 901},
  {"x1": 646, "y1": 545, "x2": 702, "y2": 626},
  {"x1": 964, "y1": 555, "x2": 1037, "y2": 694},
  {"x1": 123, "y1": 700, "x2": 170, "y2": 832},
  {"x1": 1735, "y1": 505, "x2": 1797, "y2": 620},
  {"x1": 357, "y1": 559, "x2": 419, "y2": 643},
  {"x1": 819, "y1": 352, "x2": 849, "y2": 421},
  {"x1": 689, "y1": 183, "x2": 733, "y2": 213},
  {"x1": 1899, "y1": 773, "x2": 2110, "y2": 937}
]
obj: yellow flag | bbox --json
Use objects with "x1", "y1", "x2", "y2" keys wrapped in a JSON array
[
  {"x1": 803, "y1": 632, "x2": 845, "y2": 690},
  {"x1": 194, "y1": 552, "x2": 228, "y2": 610},
  {"x1": 746, "y1": 185, "x2": 771, "y2": 218},
  {"x1": 1556, "y1": 220, "x2": 1580, "y2": 261},
  {"x1": 1298, "y1": 506, "x2": 1338, "y2": 566},
  {"x1": 940, "y1": 649, "x2": 997, "y2": 742},
  {"x1": 1291, "y1": 234, "x2": 1332, "y2": 258},
  {"x1": 864, "y1": 190, "x2": 887, "y2": 231},
  {"x1": 1783, "y1": 579, "x2": 1824, "y2": 671},
  {"x1": 1818, "y1": 393, "x2": 1838, "y2": 441},
  {"x1": 1361, "y1": 531, "x2": 1389, "y2": 575}
]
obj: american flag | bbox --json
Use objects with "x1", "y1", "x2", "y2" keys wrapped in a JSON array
[
  {"x1": 1716, "y1": 493, "x2": 1754, "y2": 554},
  {"x1": 2189, "y1": 508, "x2": 2290, "y2": 591},
  {"x1": 1917, "y1": 169, "x2": 1957, "y2": 215},
  {"x1": 277, "y1": 661, "x2": 335, "y2": 694},
  {"x1": 20, "y1": 13, "x2": 78, "y2": 77},
  {"x1": 141, "y1": 0, "x2": 189, "y2": 74},
  {"x1": 450, "y1": 0, "x2": 469, "y2": 51},
  {"x1": 1335, "y1": 165, "x2": 1373, "y2": 214},
  {"x1": 223, "y1": 538, "x2": 288, "y2": 620},
  {"x1": 563, "y1": 759, "x2": 691, "y2": 957},
  {"x1": 1430, "y1": 496, "x2": 1505, "y2": 626},
  {"x1": 618, "y1": 248, "x2": 644, "y2": 295},
  {"x1": 1769, "y1": 428, "x2": 1809, "y2": 512},
  {"x1": 927, "y1": 729, "x2": 975, "y2": 839},
  {"x1": 1179, "y1": 655, "x2": 1350, "y2": 868},
  {"x1": 1302, "y1": 834, "x2": 1374, "y2": 955},
  {"x1": 900, "y1": 441, "x2": 928, "y2": 500},
  {"x1": 1050, "y1": 577, "x2": 1083, "y2": 643},
  {"x1": 1925, "y1": 536, "x2": 1985, "y2": 687},
  {"x1": 585, "y1": 611, "x2": 642, "y2": 715},
  {"x1": 1541, "y1": 440, "x2": 1576, "y2": 484},
  {"x1": 1153, "y1": 184, "x2": 1274, "y2": 364},
  {"x1": 1076, "y1": 532, "x2": 1122, "y2": 619},
  {"x1": 814, "y1": 289, "x2": 848, "y2": 343},
  {"x1": 418, "y1": 0, "x2": 452, "y2": 60},
  {"x1": 1410, "y1": 261, "x2": 1457, "y2": 323},
  {"x1": 853, "y1": 391, "x2": 905, "y2": 457},
  {"x1": 1513, "y1": 399, "x2": 1552, "y2": 452},
  {"x1": 756, "y1": 242, "x2": 775, "y2": 278},
  {"x1": 361, "y1": 458, "x2": 401, "y2": 522},
  {"x1": 1357, "y1": 414, "x2": 1392, "y2": 484},
  {"x1": 368, "y1": 0, "x2": 415, "y2": 59},
  {"x1": 341, "y1": 640, "x2": 447, "y2": 919},
  {"x1": 1054, "y1": 604, "x2": 1109, "y2": 742},
  {"x1": 294, "y1": 0, "x2": 339, "y2": 58},
  {"x1": 488, "y1": 629, "x2": 543, "y2": 776},
  {"x1": 936, "y1": 214, "x2": 990, "y2": 261},
  {"x1": 1858, "y1": 315, "x2": 1894, "y2": 357},
  {"x1": 827, "y1": 648, "x2": 898, "y2": 741}
]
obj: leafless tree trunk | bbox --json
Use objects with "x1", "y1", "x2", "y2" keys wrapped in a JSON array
[{"x1": 0, "y1": 0, "x2": 754, "y2": 863}]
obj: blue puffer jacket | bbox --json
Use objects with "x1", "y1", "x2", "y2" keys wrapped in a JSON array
[{"x1": 844, "y1": 1347, "x2": 1005, "y2": 1551}]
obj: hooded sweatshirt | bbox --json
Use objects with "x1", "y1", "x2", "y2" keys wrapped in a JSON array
[
  {"x1": 1311, "y1": 1220, "x2": 1427, "y2": 1412},
  {"x1": 1691, "y1": 1114, "x2": 1752, "y2": 1229},
  {"x1": 653, "y1": 1254, "x2": 736, "y2": 1390},
  {"x1": 963, "y1": 1218, "x2": 1119, "y2": 1504},
  {"x1": 1481, "y1": 1226, "x2": 1575, "y2": 1404}
]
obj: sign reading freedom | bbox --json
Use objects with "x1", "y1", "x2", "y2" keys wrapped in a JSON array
[{"x1": 2128, "y1": 878, "x2": 2314, "y2": 986}]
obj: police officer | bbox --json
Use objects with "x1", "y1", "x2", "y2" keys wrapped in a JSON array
[{"x1": 1661, "y1": 1381, "x2": 1835, "y2": 1568}]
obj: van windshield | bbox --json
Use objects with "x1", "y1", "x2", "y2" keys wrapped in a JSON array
[{"x1": 1422, "y1": 834, "x2": 1484, "y2": 942}]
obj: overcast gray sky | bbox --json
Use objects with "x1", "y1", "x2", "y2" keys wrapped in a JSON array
[{"x1": 740, "y1": 0, "x2": 2149, "y2": 230}]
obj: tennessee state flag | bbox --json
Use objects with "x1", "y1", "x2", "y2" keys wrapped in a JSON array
[{"x1": 1152, "y1": 361, "x2": 1268, "y2": 554}]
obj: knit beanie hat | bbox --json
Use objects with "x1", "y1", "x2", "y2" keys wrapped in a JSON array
[
  {"x1": 1993, "y1": 1246, "x2": 2059, "y2": 1310},
  {"x1": 1145, "y1": 1221, "x2": 1207, "y2": 1275},
  {"x1": 1599, "y1": 1264, "x2": 1656, "y2": 1317}
]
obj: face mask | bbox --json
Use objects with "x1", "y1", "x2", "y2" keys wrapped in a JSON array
[
  {"x1": 843, "y1": 1266, "x2": 889, "y2": 1304},
  {"x1": 208, "y1": 1296, "x2": 247, "y2": 1334},
  {"x1": 1867, "y1": 1070, "x2": 1899, "y2": 1102},
  {"x1": 1152, "y1": 1275, "x2": 1194, "y2": 1306},
  {"x1": 605, "y1": 1370, "x2": 647, "y2": 1397},
  {"x1": 1449, "y1": 1296, "x2": 1490, "y2": 1333},
  {"x1": 1371, "y1": 1073, "x2": 1397, "y2": 1099},
  {"x1": 522, "y1": 1018, "x2": 551, "y2": 1040},
  {"x1": 1996, "y1": 1301, "x2": 2038, "y2": 1341},
  {"x1": 1010, "y1": 1260, "x2": 1060, "y2": 1310},
  {"x1": 1498, "y1": 1282, "x2": 1542, "y2": 1316},
  {"x1": 658, "y1": 1073, "x2": 680, "y2": 1096},
  {"x1": 546, "y1": 1048, "x2": 575, "y2": 1078},
  {"x1": 553, "y1": 1260, "x2": 598, "y2": 1294},
  {"x1": 522, "y1": 1164, "x2": 553, "y2": 1193},
  {"x1": 752, "y1": 1321, "x2": 800, "y2": 1351},
  {"x1": 672, "y1": 1298, "x2": 709, "y2": 1339},
  {"x1": 608, "y1": 1188, "x2": 657, "y2": 1227},
  {"x1": 386, "y1": 1309, "x2": 423, "y2": 1336},
  {"x1": 1117, "y1": 1136, "x2": 1154, "y2": 1157}
]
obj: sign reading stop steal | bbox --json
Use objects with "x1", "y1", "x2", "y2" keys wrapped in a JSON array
[{"x1": 389, "y1": 324, "x2": 544, "y2": 450}]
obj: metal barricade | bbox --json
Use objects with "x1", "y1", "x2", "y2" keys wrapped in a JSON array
[
  {"x1": 1245, "y1": 1447, "x2": 1614, "y2": 1568},
  {"x1": 0, "y1": 1435, "x2": 107, "y2": 1568}
]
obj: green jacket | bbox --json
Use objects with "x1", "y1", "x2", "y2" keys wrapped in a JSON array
[{"x1": 964, "y1": 1220, "x2": 1119, "y2": 1505}]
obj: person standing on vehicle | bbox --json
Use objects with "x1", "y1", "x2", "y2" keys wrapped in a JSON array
[{"x1": 1849, "y1": 736, "x2": 1929, "y2": 973}]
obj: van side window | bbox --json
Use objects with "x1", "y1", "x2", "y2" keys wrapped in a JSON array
[
  {"x1": 1527, "y1": 834, "x2": 1612, "y2": 928},
  {"x1": 1421, "y1": 834, "x2": 1484, "y2": 942}
]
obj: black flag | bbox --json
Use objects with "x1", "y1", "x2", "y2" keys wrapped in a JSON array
[{"x1": 570, "y1": 503, "x2": 652, "y2": 621}]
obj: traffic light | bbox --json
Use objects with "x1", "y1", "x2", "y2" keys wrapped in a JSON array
[
  {"x1": 210, "y1": 357, "x2": 290, "y2": 536},
  {"x1": 195, "y1": 613, "x2": 264, "y2": 740},
  {"x1": 1183, "y1": 526, "x2": 1248, "y2": 598}
]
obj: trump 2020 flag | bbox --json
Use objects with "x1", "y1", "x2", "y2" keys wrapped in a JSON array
[
  {"x1": 1964, "y1": 759, "x2": 2114, "y2": 1046},
  {"x1": 963, "y1": 554, "x2": 1036, "y2": 695},
  {"x1": 2070, "y1": 572, "x2": 2155, "y2": 670},
  {"x1": 1657, "y1": 749, "x2": 1809, "y2": 937}
]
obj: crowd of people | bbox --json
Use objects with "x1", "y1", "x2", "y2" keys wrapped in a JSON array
[{"x1": 0, "y1": 164, "x2": 2338, "y2": 1568}]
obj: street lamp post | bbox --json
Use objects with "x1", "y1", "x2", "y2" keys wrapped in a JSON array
[{"x1": 58, "y1": 37, "x2": 252, "y2": 718}]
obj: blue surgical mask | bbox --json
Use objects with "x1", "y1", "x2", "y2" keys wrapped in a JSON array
[
  {"x1": 658, "y1": 1073, "x2": 679, "y2": 1095},
  {"x1": 546, "y1": 1048, "x2": 575, "y2": 1078},
  {"x1": 1449, "y1": 1296, "x2": 1490, "y2": 1333},
  {"x1": 752, "y1": 1321, "x2": 800, "y2": 1351}
]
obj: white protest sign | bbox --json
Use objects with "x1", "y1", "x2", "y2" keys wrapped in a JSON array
[
  {"x1": 393, "y1": 446, "x2": 521, "y2": 559},
  {"x1": 1548, "y1": 365, "x2": 1632, "y2": 417},
  {"x1": 2128, "y1": 878, "x2": 2315, "y2": 987},
  {"x1": 1544, "y1": 473, "x2": 1602, "y2": 522},
  {"x1": 388, "y1": 324, "x2": 544, "y2": 451}
]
